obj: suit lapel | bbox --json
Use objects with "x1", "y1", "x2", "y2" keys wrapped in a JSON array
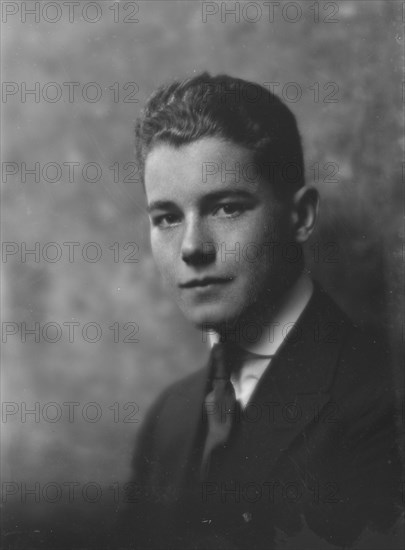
[
  {"x1": 156, "y1": 361, "x2": 211, "y2": 487},
  {"x1": 238, "y1": 283, "x2": 349, "y2": 478}
]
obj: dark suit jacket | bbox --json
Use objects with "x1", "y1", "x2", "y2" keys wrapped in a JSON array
[{"x1": 118, "y1": 283, "x2": 402, "y2": 549}]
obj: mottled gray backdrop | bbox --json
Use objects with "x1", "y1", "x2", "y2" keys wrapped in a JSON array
[{"x1": 2, "y1": 1, "x2": 403, "y2": 548}]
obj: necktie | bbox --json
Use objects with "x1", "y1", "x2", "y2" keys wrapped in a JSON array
[{"x1": 200, "y1": 342, "x2": 243, "y2": 479}]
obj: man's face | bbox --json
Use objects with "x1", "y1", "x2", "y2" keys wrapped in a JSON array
[{"x1": 145, "y1": 137, "x2": 294, "y2": 330}]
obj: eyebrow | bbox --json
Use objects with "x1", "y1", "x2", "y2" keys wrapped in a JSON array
[{"x1": 147, "y1": 189, "x2": 256, "y2": 214}]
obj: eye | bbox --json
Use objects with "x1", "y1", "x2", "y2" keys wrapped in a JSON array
[
  {"x1": 214, "y1": 203, "x2": 244, "y2": 217},
  {"x1": 151, "y1": 214, "x2": 181, "y2": 228}
]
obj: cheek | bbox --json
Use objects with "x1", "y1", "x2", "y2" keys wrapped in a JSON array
[
  {"x1": 232, "y1": 210, "x2": 282, "y2": 259},
  {"x1": 151, "y1": 234, "x2": 176, "y2": 284}
]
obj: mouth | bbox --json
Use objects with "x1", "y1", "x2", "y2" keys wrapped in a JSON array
[{"x1": 179, "y1": 277, "x2": 233, "y2": 289}]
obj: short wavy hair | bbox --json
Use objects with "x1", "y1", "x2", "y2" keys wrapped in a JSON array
[{"x1": 135, "y1": 72, "x2": 305, "y2": 199}]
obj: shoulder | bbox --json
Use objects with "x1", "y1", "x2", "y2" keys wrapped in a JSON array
[
  {"x1": 312, "y1": 281, "x2": 390, "y2": 366},
  {"x1": 306, "y1": 282, "x2": 394, "y2": 402},
  {"x1": 155, "y1": 365, "x2": 208, "y2": 407},
  {"x1": 312, "y1": 284, "x2": 397, "y2": 424},
  {"x1": 138, "y1": 364, "x2": 208, "y2": 432}
]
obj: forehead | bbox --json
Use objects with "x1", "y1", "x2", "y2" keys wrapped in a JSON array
[{"x1": 144, "y1": 137, "x2": 265, "y2": 204}]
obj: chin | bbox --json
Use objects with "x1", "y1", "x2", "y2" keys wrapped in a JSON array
[{"x1": 182, "y1": 303, "x2": 244, "y2": 331}]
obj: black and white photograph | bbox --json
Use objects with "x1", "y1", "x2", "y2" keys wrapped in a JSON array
[{"x1": 2, "y1": 1, "x2": 404, "y2": 549}]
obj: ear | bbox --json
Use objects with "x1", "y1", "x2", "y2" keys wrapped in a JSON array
[{"x1": 289, "y1": 186, "x2": 319, "y2": 243}]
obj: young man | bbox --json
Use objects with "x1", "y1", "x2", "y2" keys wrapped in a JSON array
[{"x1": 118, "y1": 73, "x2": 402, "y2": 549}]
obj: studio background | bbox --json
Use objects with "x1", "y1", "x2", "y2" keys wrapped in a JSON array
[{"x1": 2, "y1": 1, "x2": 403, "y2": 548}]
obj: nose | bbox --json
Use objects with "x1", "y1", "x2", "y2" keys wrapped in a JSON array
[{"x1": 181, "y1": 216, "x2": 216, "y2": 266}]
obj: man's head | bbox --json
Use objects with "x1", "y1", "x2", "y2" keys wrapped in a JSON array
[
  {"x1": 136, "y1": 72, "x2": 305, "y2": 200},
  {"x1": 137, "y1": 73, "x2": 318, "y2": 333}
]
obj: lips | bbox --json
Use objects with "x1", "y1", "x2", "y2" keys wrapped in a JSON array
[{"x1": 179, "y1": 277, "x2": 233, "y2": 288}]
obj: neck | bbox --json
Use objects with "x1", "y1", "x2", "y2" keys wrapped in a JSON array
[{"x1": 212, "y1": 267, "x2": 310, "y2": 347}]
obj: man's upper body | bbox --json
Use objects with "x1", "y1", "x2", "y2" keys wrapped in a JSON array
[
  {"x1": 117, "y1": 73, "x2": 403, "y2": 549},
  {"x1": 119, "y1": 279, "x2": 402, "y2": 549}
]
